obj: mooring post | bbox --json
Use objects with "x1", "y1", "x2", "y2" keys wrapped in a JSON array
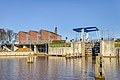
[
  {"x1": 95, "y1": 54, "x2": 105, "y2": 80},
  {"x1": 100, "y1": 56, "x2": 102, "y2": 77},
  {"x1": 118, "y1": 49, "x2": 119, "y2": 58},
  {"x1": 27, "y1": 53, "x2": 34, "y2": 63}
]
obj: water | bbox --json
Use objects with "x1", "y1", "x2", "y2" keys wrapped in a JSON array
[
  {"x1": 103, "y1": 58, "x2": 120, "y2": 80},
  {"x1": 0, "y1": 56, "x2": 119, "y2": 80}
]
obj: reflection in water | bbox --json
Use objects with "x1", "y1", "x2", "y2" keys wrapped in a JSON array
[
  {"x1": 103, "y1": 58, "x2": 120, "y2": 80},
  {"x1": 0, "y1": 56, "x2": 119, "y2": 80}
]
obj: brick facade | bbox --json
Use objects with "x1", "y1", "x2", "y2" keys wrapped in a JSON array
[
  {"x1": 17, "y1": 29, "x2": 61, "y2": 43},
  {"x1": 18, "y1": 31, "x2": 29, "y2": 43},
  {"x1": 29, "y1": 30, "x2": 41, "y2": 42},
  {"x1": 40, "y1": 30, "x2": 61, "y2": 41}
]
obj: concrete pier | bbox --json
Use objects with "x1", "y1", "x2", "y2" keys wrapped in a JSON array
[
  {"x1": 100, "y1": 40, "x2": 116, "y2": 57},
  {"x1": 81, "y1": 42, "x2": 85, "y2": 57},
  {"x1": 34, "y1": 45, "x2": 37, "y2": 53},
  {"x1": 48, "y1": 42, "x2": 82, "y2": 57}
]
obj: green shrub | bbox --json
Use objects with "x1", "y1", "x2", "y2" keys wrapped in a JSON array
[
  {"x1": 49, "y1": 43, "x2": 71, "y2": 47},
  {"x1": 115, "y1": 44, "x2": 120, "y2": 47}
]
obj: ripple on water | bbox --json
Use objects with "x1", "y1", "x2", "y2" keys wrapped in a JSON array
[{"x1": 0, "y1": 57, "x2": 119, "y2": 80}]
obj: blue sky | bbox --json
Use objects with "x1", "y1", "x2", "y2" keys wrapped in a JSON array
[{"x1": 0, "y1": 0, "x2": 120, "y2": 40}]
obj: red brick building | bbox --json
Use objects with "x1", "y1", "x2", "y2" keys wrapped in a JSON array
[
  {"x1": 17, "y1": 27, "x2": 61, "y2": 43},
  {"x1": 18, "y1": 31, "x2": 29, "y2": 43},
  {"x1": 29, "y1": 30, "x2": 41, "y2": 42},
  {"x1": 40, "y1": 29, "x2": 61, "y2": 41}
]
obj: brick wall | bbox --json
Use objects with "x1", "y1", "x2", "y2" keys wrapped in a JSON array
[
  {"x1": 29, "y1": 30, "x2": 41, "y2": 41},
  {"x1": 18, "y1": 29, "x2": 61, "y2": 43},
  {"x1": 19, "y1": 32, "x2": 29, "y2": 43},
  {"x1": 40, "y1": 30, "x2": 61, "y2": 41}
]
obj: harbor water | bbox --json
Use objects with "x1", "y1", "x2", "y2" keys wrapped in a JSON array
[{"x1": 0, "y1": 56, "x2": 120, "y2": 80}]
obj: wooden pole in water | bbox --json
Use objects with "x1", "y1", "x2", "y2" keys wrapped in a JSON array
[
  {"x1": 95, "y1": 37, "x2": 105, "y2": 79},
  {"x1": 27, "y1": 53, "x2": 34, "y2": 63},
  {"x1": 95, "y1": 54, "x2": 105, "y2": 80}
]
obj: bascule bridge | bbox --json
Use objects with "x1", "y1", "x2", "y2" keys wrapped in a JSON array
[{"x1": 73, "y1": 27, "x2": 100, "y2": 56}]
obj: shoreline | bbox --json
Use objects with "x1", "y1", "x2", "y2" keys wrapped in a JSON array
[{"x1": 0, "y1": 52, "x2": 119, "y2": 58}]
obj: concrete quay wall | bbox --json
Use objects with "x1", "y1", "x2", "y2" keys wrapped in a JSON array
[
  {"x1": 1, "y1": 40, "x2": 118, "y2": 57},
  {"x1": 115, "y1": 48, "x2": 120, "y2": 56},
  {"x1": 48, "y1": 42, "x2": 82, "y2": 56},
  {"x1": 48, "y1": 40, "x2": 117, "y2": 57},
  {"x1": 100, "y1": 40, "x2": 116, "y2": 57},
  {"x1": 0, "y1": 52, "x2": 34, "y2": 56}
]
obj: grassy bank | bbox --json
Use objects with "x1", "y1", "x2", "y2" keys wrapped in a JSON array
[
  {"x1": 50, "y1": 43, "x2": 71, "y2": 47},
  {"x1": 115, "y1": 42, "x2": 120, "y2": 48}
]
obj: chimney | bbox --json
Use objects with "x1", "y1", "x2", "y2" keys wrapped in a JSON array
[{"x1": 54, "y1": 27, "x2": 57, "y2": 34}]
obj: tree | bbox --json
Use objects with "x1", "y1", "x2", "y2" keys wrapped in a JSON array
[
  {"x1": 0, "y1": 29, "x2": 15, "y2": 43},
  {"x1": 7, "y1": 30, "x2": 14, "y2": 41},
  {"x1": 0, "y1": 29, "x2": 6, "y2": 41}
]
